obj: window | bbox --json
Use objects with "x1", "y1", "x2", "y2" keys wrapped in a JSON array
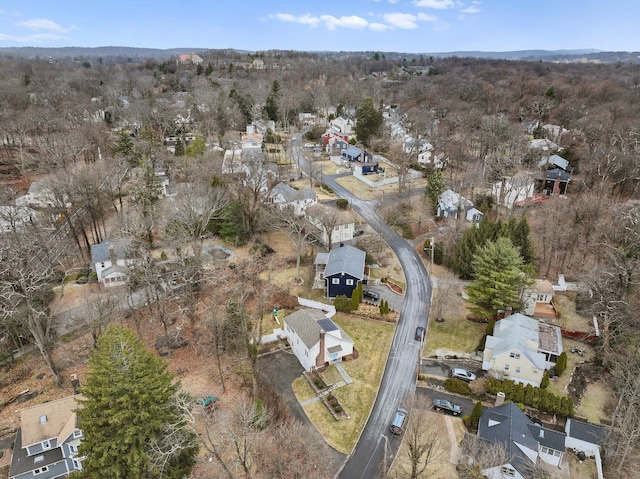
[
  {"x1": 69, "y1": 444, "x2": 78, "y2": 454},
  {"x1": 504, "y1": 364, "x2": 510, "y2": 371},
  {"x1": 73, "y1": 459, "x2": 82, "y2": 470},
  {"x1": 41, "y1": 440, "x2": 51, "y2": 450},
  {"x1": 346, "y1": 279, "x2": 354, "y2": 286},
  {"x1": 332, "y1": 278, "x2": 340, "y2": 284},
  {"x1": 500, "y1": 466, "x2": 515, "y2": 477},
  {"x1": 515, "y1": 367, "x2": 521, "y2": 373},
  {"x1": 510, "y1": 352, "x2": 520, "y2": 359},
  {"x1": 333, "y1": 226, "x2": 340, "y2": 231},
  {"x1": 540, "y1": 446, "x2": 560, "y2": 457},
  {"x1": 34, "y1": 466, "x2": 49, "y2": 475}
]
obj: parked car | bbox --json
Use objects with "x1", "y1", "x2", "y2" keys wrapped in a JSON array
[
  {"x1": 363, "y1": 290, "x2": 380, "y2": 300},
  {"x1": 415, "y1": 326, "x2": 425, "y2": 341},
  {"x1": 433, "y1": 398, "x2": 462, "y2": 416},
  {"x1": 389, "y1": 408, "x2": 409, "y2": 435},
  {"x1": 451, "y1": 368, "x2": 477, "y2": 382}
]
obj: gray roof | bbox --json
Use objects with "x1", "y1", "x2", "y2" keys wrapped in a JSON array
[
  {"x1": 343, "y1": 145, "x2": 362, "y2": 158},
  {"x1": 90, "y1": 239, "x2": 131, "y2": 264},
  {"x1": 545, "y1": 168, "x2": 571, "y2": 182},
  {"x1": 284, "y1": 309, "x2": 353, "y2": 349},
  {"x1": 528, "y1": 424, "x2": 566, "y2": 452},
  {"x1": 314, "y1": 253, "x2": 330, "y2": 265},
  {"x1": 485, "y1": 313, "x2": 550, "y2": 369},
  {"x1": 9, "y1": 428, "x2": 64, "y2": 477},
  {"x1": 565, "y1": 419, "x2": 607, "y2": 445},
  {"x1": 323, "y1": 245, "x2": 365, "y2": 280},
  {"x1": 539, "y1": 154, "x2": 571, "y2": 171},
  {"x1": 478, "y1": 402, "x2": 565, "y2": 476}
]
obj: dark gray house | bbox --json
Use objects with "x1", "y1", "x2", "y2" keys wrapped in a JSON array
[
  {"x1": 9, "y1": 396, "x2": 83, "y2": 479},
  {"x1": 476, "y1": 402, "x2": 566, "y2": 478},
  {"x1": 341, "y1": 145, "x2": 373, "y2": 163},
  {"x1": 322, "y1": 245, "x2": 366, "y2": 298}
]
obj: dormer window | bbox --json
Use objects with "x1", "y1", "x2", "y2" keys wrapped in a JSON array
[{"x1": 42, "y1": 440, "x2": 51, "y2": 450}]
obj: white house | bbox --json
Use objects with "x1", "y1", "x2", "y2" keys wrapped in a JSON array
[
  {"x1": 90, "y1": 239, "x2": 136, "y2": 287},
  {"x1": 0, "y1": 205, "x2": 36, "y2": 233},
  {"x1": 283, "y1": 309, "x2": 354, "y2": 371},
  {"x1": 9, "y1": 395, "x2": 84, "y2": 479},
  {"x1": 305, "y1": 203, "x2": 356, "y2": 248},
  {"x1": 15, "y1": 182, "x2": 58, "y2": 209},
  {"x1": 492, "y1": 176, "x2": 535, "y2": 209},
  {"x1": 268, "y1": 182, "x2": 317, "y2": 216},
  {"x1": 522, "y1": 279, "x2": 557, "y2": 320},
  {"x1": 482, "y1": 313, "x2": 563, "y2": 387},
  {"x1": 437, "y1": 189, "x2": 484, "y2": 224}
]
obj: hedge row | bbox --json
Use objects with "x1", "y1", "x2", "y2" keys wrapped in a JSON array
[{"x1": 486, "y1": 378, "x2": 574, "y2": 417}]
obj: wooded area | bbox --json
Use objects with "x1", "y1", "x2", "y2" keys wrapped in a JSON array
[{"x1": 1, "y1": 49, "x2": 640, "y2": 477}]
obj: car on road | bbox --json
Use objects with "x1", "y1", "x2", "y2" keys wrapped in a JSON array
[
  {"x1": 363, "y1": 290, "x2": 380, "y2": 300},
  {"x1": 433, "y1": 398, "x2": 462, "y2": 416},
  {"x1": 389, "y1": 408, "x2": 409, "y2": 435},
  {"x1": 415, "y1": 326, "x2": 425, "y2": 341},
  {"x1": 451, "y1": 368, "x2": 477, "y2": 382}
]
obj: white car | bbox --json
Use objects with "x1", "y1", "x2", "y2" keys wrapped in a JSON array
[{"x1": 451, "y1": 368, "x2": 477, "y2": 382}]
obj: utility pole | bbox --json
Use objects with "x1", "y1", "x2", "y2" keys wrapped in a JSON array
[{"x1": 430, "y1": 237, "x2": 435, "y2": 272}]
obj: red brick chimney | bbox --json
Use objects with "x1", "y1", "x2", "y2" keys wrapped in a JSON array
[
  {"x1": 316, "y1": 330, "x2": 326, "y2": 368},
  {"x1": 552, "y1": 172, "x2": 561, "y2": 196}
]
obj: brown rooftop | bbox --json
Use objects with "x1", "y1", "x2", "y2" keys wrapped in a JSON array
[{"x1": 19, "y1": 395, "x2": 82, "y2": 447}]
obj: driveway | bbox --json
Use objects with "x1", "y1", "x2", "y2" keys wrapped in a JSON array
[
  {"x1": 257, "y1": 350, "x2": 347, "y2": 475},
  {"x1": 361, "y1": 283, "x2": 404, "y2": 314}
]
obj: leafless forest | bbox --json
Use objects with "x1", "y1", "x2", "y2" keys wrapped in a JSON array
[{"x1": 2, "y1": 49, "x2": 640, "y2": 477}]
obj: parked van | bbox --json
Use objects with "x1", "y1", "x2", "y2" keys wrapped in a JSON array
[{"x1": 389, "y1": 408, "x2": 409, "y2": 435}]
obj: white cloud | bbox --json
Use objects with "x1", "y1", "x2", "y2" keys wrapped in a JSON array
[
  {"x1": 383, "y1": 13, "x2": 420, "y2": 29},
  {"x1": 413, "y1": 0, "x2": 455, "y2": 9},
  {"x1": 369, "y1": 22, "x2": 392, "y2": 31},
  {"x1": 0, "y1": 32, "x2": 69, "y2": 43},
  {"x1": 417, "y1": 13, "x2": 437, "y2": 21},
  {"x1": 460, "y1": 6, "x2": 480, "y2": 14},
  {"x1": 270, "y1": 13, "x2": 368, "y2": 30},
  {"x1": 269, "y1": 13, "x2": 320, "y2": 27},
  {"x1": 319, "y1": 15, "x2": 369, "y2": 30},
  {"x1": 16, "y1": 18, "x2": 71, "y2": 34}
]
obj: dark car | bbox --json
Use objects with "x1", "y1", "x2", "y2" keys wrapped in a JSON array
[
  {"x1": 363, "y1": 290, "x2": 380, "y2": 300},
  {"x1": 433, "y1": 398, "x2": 462, "y2": 416},
  {"x1": 415, "y1": 326, "x2": 425, "y2": 341}
]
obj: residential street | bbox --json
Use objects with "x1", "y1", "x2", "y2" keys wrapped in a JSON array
[{"x1": 317, "y1": 173, "x2": 433, "y2": 479}]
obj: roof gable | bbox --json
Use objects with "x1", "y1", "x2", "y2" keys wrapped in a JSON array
[
  {"x1": 19, "y1": 395, "x2": 82, "y2": 447},
  {"x1": 323, "y1": 245, "x2": 365, "y2": 279}
]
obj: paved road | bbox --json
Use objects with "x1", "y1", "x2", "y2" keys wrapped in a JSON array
[{"x1": 318, "y1": 175, "x2": 433, "y2": 479}]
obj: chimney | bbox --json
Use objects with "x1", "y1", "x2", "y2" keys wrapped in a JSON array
[
  {"x1": 495, "y1": 391, "x2": 506, "y2": 407},
  {"x1": 108, "y1": 244, "x2": 117, "y2": 264},
  {"x1": 316, "y1": 330, "x2": 326, "y2": 367},
  {"x1": 552, "y1": 172, "x2": 562, "y2": 196}
]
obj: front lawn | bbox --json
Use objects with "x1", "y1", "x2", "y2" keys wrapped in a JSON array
[{"x1": 292, "y1": 314, "x2": 395, "y2": 453}]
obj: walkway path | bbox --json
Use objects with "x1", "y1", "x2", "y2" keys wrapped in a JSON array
[{"x1": 444, "y1": 416, "x2": 462, "y2": 464}]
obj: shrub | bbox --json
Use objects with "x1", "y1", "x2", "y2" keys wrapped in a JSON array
[
  {"x1": 444, "y1": 378, "x2": 472, "y2": 396},
  {"x1": 554, "y1": 351, "x2": 567, "y2": 376},
  {"x1": 540, "y1": 370, "x2": 550, "y2": 389},
  {"x1": 321, "y1": 183, "x2": 334, "y2": 194},
  {"x1": 334, "y1": 295, "x2": 352, "y2": 313},
  {"x1": 470, "y1": 401, "x2": 483, "y2": 429},
  {"x1": 336, "y1": 198, "x2": 349, "y2": 210}
]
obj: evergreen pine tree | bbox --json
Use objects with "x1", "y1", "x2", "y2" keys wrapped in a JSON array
[
  {"x1": 77, "y1": 325, "x2": 197, "y2": 478},
  {"x1": 470, "y1": 401, "x2": 483, "y2": 429},
  {"x1": 465, "y1": 237, "x2": 531, "y2": 319},
  {"x1": 554, "y1": 351, "x2": 568, "y2": 376}
]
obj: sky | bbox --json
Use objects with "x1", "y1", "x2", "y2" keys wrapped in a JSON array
[{"x1": 0, "y1": 0, "x2": 639, "y2": 53}]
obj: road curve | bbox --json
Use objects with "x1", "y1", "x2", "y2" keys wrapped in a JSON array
[{"x1": 321, "y1": 176, "x2": 433, "y2": 479}]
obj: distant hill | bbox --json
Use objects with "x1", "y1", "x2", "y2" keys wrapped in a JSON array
[{"x1": 0, "y1": 46, "x2": 638, "y2": 64}]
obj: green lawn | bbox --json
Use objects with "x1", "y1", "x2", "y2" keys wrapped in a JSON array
[
  {"x1": 425, "y1": 315, "x2": 486, "y2": 357},
  {"x1": 293, "y1": 314, "x2": 395, "y2": 453}
]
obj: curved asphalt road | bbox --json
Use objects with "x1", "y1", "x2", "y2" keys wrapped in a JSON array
[{"x1": 320, "y1": 175, "x2": 433, "y2": 479}]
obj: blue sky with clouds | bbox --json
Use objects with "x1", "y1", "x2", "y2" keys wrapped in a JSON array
[{"x1": 0, "y1": 0, "x2": 638, "y2": 53}]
